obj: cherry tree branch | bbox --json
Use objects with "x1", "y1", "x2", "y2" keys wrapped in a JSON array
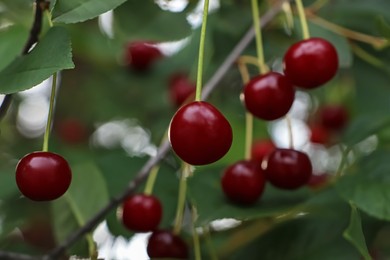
[
  {"x1": 42, "y1": 1, "x2": 289, "y2": 259},
  {"x1": 0, "y1": 0, "x2": 46, "y2": 121}
]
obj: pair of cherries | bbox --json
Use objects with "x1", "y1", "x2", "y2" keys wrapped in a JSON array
[
  {"x1": 244, "y1": 37, "x2": 339, "y2": 121},
  {"x1": 221, "y1": 140, "x2": 312, "y2": 205},
  {"x1": 121, "y1": 194, "x2": 188, "y2": 259}
]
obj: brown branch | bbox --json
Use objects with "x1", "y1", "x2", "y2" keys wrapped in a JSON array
[
  {"x1": 40, "y1": 1, "x2": 289, "y2": 259},
  {"x1": 0, "y1": 0, "x2": 46, "y2": 121},
  {"x1": 0, "y1": 251, "x2": 39, "y2": 260}
]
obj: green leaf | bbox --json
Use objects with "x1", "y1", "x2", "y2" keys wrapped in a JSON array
[
  {"x1": 343, "y1": 203, "x2": 372, "y2": 260},
  {"x1": 0, "y1": 26, "x2": 74, "y2": 94},
  {"x1": 342, "y1": 113, "x2": 390, "y2": 147},
  {"x1": 114, "y1": 0, "x2": 191, "y2": 42},
  {"x1": 52, "y1": 162, "x2": 109, "y2": 256},
  {"x1": 188, "y1": 166, "x2": 310, "y2": 226},
  {"x1": 0, "y1": 25, "x2": 28, "y2": 71},
  {"x1": 52, "y1": 0, "x2": 126, "y2": 24},
  {"x1": 336, "y1": 150, "x2": 390, "y2": 221},
  {"x1": 376, "y1": 16, "x2": 390, "y2": 39}
]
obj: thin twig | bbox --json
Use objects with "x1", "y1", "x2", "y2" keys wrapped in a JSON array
[
  {"x1": 0, "y1": 0, "x2": 45, "y2": 121},
  {"x1": 42, "y1": 1, "x2": 290, "y2": 259}
]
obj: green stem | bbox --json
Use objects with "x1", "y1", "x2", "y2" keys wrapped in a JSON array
[
  {"x1": 245, "y1": 112, "x2": 253, "y2": 160},
  {"x1": 45, "y1": 9, "x2": 54, "y2": 27},
  {"x1": 203, "y1": 225, "x2": 219, "y2": 260},
  {"x1": 295, "y1": 0, "x2": 310, "y2": 39},
  {"x1": 143, "y1": 165, "x2": 160, "y2": 195},
  {"x1": 173, "y1": 164, "x2": 189, "y2": 234},
  {"x1": 195, "y1": 0, "x2": 210, "y2": 101},
  {"x1": 42, "y1": 73, "x2": 57, "y2": 152},
  {"x1": 285, "y1": 115, "x2": 294, "y2": 149},
  {"x1": 250, "y1": 0, "x2": 267, "y2": 74}
]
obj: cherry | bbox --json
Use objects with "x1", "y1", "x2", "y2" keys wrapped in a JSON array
[
  {"x1": 125, "y1": 41, "x2": 162, "y2": 71},
  {"x1": 243, "y1": 72, "x2": 295, "y2": 121},
  {"x1": 251, "y1": 139, "x2": 276, "y2": 165},
  {"x1": 309, "y1": 124, "x2": 330, "y2": 145},
  {"x1": 318, "y1": 104, "x2": 349, "y2": 131},
  {"x1": 15, "y1": 152, "x2": 72, "y2": 201},
  {"x1": 221, "y1": 160, "x2": 266, "y2": 205},
  {"x1": 56, "y1": 118, "x2": 89, "y2": 144},
  {"x1": 265, "y1": 148, "x2": 312, "y2": 190},
  {"x1": 168, "y1": 73, "x2": 196, "y2": 107},
  {"x1": 147, "y1": 230, "x2": 189, "y2": 259},
  {"x1": 169, "y1": 101, "x2": 233, "y2": 165},
  {"x1": 121, "y1": 194, "x2": 162, "y2": 233},
  {"x1": 283, "y1": 37, "x2": 338, "y2": 89}
]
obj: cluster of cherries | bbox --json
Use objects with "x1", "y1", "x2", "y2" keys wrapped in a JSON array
[{"x1": 222, "y1": 37, "x2": 341, "y2": 204}]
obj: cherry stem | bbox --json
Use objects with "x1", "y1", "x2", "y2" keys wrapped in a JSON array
[
  {"x1": 45, "y1": 9, "x2": 54, "y2": 27},
  {"x1": 143, "y1": 165, "x2": 160, "y2": 195},
  {"x1": 42, "y1": 73, "x2": 57, "y2": 152},
  {"x1": 295, "y1": 0, "x2": 310, "y2": 39},
  {"x1": 192, "y1": 205, "x2": 201, "y2": 260},
  {"x1": 173, "y1": 163, "x2": 190, "y2": 234},
  {"x1": 250, "y1": 0, "x2": 268, "y2": 74},
  {"x1": 203, "y1": 225, "x2": 218, "y2": 260},
  {"x1": 237, "y1": 59, "x2": 253, "y2": 160},
  {"x1": 285, "y1": 115, "x2": 294, "y2": 149},
  {"x1": 195, "y1": 0, "x2": 210, "y2": 102}
]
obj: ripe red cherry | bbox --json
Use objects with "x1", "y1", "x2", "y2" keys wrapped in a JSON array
[
  {"x1": 15, "y1": 152, "x2": 72, "y2": 201},
  {"x1": 169, "y1": 101, "x2": 233, "y2": 165},
  {"x1": 168, "y1": 73, "x2": 196, "y2": 107},
  {"x1": 221, "y1": 160, "x2": 266, "y2": 205},
  {"x1": 319, "y1": 105, "x2": 349, "y2": 131},
  {"x1": 244, "y1": 72, "x2": 295, "y2": 120},
  {"x1": 265, "y1": 148, "x2": 312, "y2": 190},
  {"x1": 251, "y1": 139, "x2": 276, "y2": 164},
  {"x1": 283, "y1": 37, "x2": 339, "y2": 89},
  {"x1": 121, "y1": 194, "x2": 162, "y2": 232},
  {"x1": 56, "y1": 118, "x2": 89, "y2": 144},
  {"x1": 309, "y1": 124, "x2": 330, "y2": 145},
  {"x1": 147, "y1": 230, "x2": 189, "y2": 259},
  {"x1": 125, "y1": 41, "x2": 162, "y2": 71}
]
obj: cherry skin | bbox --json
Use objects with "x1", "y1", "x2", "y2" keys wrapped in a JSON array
[
  {"x1": 15, "y1": 152, "x2": 72, "y2": 201},
  {"x1": 169, "y1": 101, "x2": 233, "y2": 165},
  {"x1": 244, "y1": 72, "x2": 295, "y2": 121},
  {"x1": 318, "y1": 104, "x2": 349, "y2": 131},
  {"x1": 283, "y1": 37, "x2": 339, "y2": 89},
  {"x1": 168, "y1": 73, "x2": 196, "y2": 107},
  {"x1": 121, "y1": 194, "x2": 162, "y2": 233},
  {"x1": 56, "y1": 118, "x2": 89, "y2": 145},
  {"x1": 125, "y1": 41, "x2": 162, "y2": 71},
  {"x1": 147, "y1": 230, "x2": 189, "y2": 259},
  {"x1": 221, "y1": 160, "x2": 266, "y2": 205},
  {"x1": 265, "y1": 148, "x2": 312, "y2": 190},
  {"x1": 309, "y1": 124, "x2": 330, "y2": 145},
  {"x1": 251, "y1": 139, "x2": 276, "y2": 165}
]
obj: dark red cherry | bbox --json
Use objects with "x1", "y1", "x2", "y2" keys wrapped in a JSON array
[
  {"x1": 122, "y1": 194, "x2": 162, "y2": 233},
  {"x1": 265, "y1": 149, "x2": 312, "y2": 190},
  {"x1": 319, "y1": 105, "x2": 349, "y2": 131},
  {"x1": 15, "y1": 152, "x2": 72, "y2": 201},
  {"x1": 147, "y1": 230, "x2": 189, "y2": 259},
  {"x1": 168, "y1": 73, "x2": 196, "y2": 107},
  {"x1": 169, "y1": 101, "x2": 233, "y2": 165},
  {"x1": 125, "y1": 41, "x2": 162, "y2": 71},
  {"x1": 251, "y1": 139, "x2": 276, "y2": 164},
  {"x1": 309, "y1": 124, "x2": 330, "y2": 145},
  {"x1": 283, "y1": 37, "x2": 339, "y2": 89},
  {"x1": 244, "y1": 72, "x2": 295, "y2": 120},
  {"x1": 56, "y1": 118, "x2": 89, "y2": 144},
  {"x1": 221, "y1": 160, "x2": 266, "y2": 205}
]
